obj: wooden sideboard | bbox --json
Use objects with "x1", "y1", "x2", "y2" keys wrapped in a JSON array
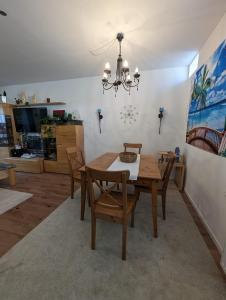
[
  {"x1": 5, "y1": 157, "x2": 44, "y2": 174},
  {"x1": 1, "y1": 103, "x2": 84, "y2": 175},
  {"x1": 0, "y1": 103, "x2": 17, "y2": 160},
  {"x1": 44, "y1": 124, "x2": 84, "y2": 174}
]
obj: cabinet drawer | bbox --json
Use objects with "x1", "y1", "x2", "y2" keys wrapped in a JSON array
[
  {"x1": 57, "y1": 145, "x2": 68, "y2": 162},
  {"x1": 44, "y1": 160, "x2": 70, "y2": 174},
  {"x1": 5, "y1": 158, "x2": 44, "y2": 173},
  {"x1": 56, "y1": 125, "x2": 76, "y2": 145},
  {"x1": 56, "y1": 136, "x2": 76, "y2": 145},
  {"x1": 56, "y1": 125, "x2": 76, "y2": 136}
]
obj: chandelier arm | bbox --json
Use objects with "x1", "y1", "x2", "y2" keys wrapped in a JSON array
[
  {"x1": 105, "y1": 80, "x2": 116, "y2": 85},
  {"x1": 127, "y1": 81, "x2": 139, "y2": 88},
  {"x1": 103, "y1": 83, "x2": 115, "y2": 90},
  {"x1": 121, "y1": 72, "x2": 127, "y2": 83},
  {"x1": 121, "y1": 81, "x2": 130, "y2": 92},
  {"x1": 123, "y1": 76, "x2": 139, "y2": 87}
]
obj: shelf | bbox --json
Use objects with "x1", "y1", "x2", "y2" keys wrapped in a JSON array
[{"x1": 13, "y1": 102, "x2": 66, "y2": 108}]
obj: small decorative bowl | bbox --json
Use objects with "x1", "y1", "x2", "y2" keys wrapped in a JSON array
[{"x1": 119, "y1": 152, "x2": 137, "y2": 163}]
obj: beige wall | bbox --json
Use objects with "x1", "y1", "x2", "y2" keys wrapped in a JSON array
[{"x1": 1, "y1": 67, "x2": 189, "y2": 162}]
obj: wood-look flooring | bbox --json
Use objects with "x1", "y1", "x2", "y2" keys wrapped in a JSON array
[
  {"x1": 0, "y1": 173, "x2": 225, "y2": 282},
  {"x1": 0, "y1": 172, "x2": 75, "y2": 257}
]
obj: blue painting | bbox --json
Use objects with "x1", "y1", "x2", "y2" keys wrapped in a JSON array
[{"x1": 186, "y1": 40, "x2": 226, "y2": 157}]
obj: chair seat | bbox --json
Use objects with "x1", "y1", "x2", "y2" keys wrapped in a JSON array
[
  {"x1": 72, "y1": 170, "x2": 82, "y2": 181},
  {"x1": 95, "y1": 191, "x2": 136, "y2": 220}
]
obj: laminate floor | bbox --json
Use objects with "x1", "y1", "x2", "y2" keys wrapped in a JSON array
[{"x1": 0, "y1": 172, "x2": 73, "y2": 257}]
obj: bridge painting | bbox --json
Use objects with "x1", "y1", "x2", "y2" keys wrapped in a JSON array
[{"x1": 186, "y1": 40, "x2": 226, "y2": 158}]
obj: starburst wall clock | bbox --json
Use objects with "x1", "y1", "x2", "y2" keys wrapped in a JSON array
[{"x1": 120, "y1": 105, "x2": 139, "y2": 125}]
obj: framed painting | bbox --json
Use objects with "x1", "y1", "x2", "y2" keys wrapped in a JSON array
[{"x1": 186, "y1": 40, "x2": 226, "y2": 157}]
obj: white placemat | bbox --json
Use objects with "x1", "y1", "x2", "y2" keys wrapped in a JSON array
[{"x1": 107, "y1": 154, "x2": 140, "y2": 180}]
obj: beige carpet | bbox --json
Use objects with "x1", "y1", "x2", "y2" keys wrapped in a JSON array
[
  {"x1": 0, "y1": 188, "x2": 32, "y2": 215},
  {"x1": 0, "y1": 184, "x2": 225, "y2": 300}
]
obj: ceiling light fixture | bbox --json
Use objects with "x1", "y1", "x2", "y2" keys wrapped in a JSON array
[
  {"x1": 102, "y1": 32, "x2": 140, "y2": 96},
  {"x1": 0, "y1": 10, "x2": 7, "y2": 16}
]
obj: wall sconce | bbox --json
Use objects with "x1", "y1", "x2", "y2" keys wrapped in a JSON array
[
  {"x1": 97, "y1": 108, "x2": 103, "y2": 134},
  {"x1": 175, "y1": 146, "x2": 180, "y2": 162},
  {"x1": 158, "y1": 107, "x2": 164, "y2": 134}
]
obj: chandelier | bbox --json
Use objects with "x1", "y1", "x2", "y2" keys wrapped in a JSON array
[{"x1": 102, "y1": 32, "x2": 140, "y2": 96}]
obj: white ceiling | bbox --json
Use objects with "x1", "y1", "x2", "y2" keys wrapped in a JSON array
[{"x1": 0, "y1": 0, "x2": 226, "y2": 86}]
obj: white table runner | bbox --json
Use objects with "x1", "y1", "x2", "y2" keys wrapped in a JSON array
[{"x1": 107, "y1": 155, "x2": 140, "y2": 180}]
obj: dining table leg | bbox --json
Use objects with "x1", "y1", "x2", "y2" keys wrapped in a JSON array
[
  {"x1": 8, "y1": 168, "x2": 16, "y2": 186},
  {"x1": 80, "y1": 171, "x2": 86, "y2": 220},
  {"x1": 151, "y1": 179, "x2": 158, "y2": 238}
]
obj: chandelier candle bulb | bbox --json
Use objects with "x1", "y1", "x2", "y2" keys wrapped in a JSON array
[
  {"x1": 134, "y1": 67, "x2": 140, "y2": 79},
  {"x1": 122, "y1": 60, "x2": 129, "y2": 73},
  {"x1": 102, "y1": 72, "x2": 108, "y2": 83},
  {"x1": 123, "y1": 60, "x2": 129, "y2": 68},
  {"x1": 126, "y1": 74, "x2": 132, "y2": 85},
  {"x1": 105, "y1": 62, "x2": 110, "y2": 70},
  {"x1": 104, "y1": 62, "x2": 111, "y2": 74}
]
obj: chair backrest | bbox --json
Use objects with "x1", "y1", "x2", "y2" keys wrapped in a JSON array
[
  {"x1": 162, "y1": 155, "x2": 175, "y2": 192},
  {"x1": 123, "y1": 143, "x2": 142, "y2": 154},
  {"x1": 86, "y1": 167, "x2": 130, "y2": 213},
  {"x1": 66, "y1": 147, "x2": 85, "y2": 175}
]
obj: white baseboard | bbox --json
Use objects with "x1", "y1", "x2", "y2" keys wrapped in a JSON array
[{"x1": 184, "y1": 189, "x2": 223, "y2": 254}]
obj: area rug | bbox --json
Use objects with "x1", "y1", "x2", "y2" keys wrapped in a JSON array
[
  {"x1": 0, "y1": 188, "x2": 32, "y2": 215},
  {"x1": 0, "y1": 184, "x2": 225, "y2": 300}
]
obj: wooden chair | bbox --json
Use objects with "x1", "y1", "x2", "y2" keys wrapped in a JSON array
[
  {"x1": 134, "y1": 155, "x2": 175, "y2": 221},
  {"x1": 123, "y1": 143, "x2": 142, "y2": 154},
  {"x1": 66, "y1": 147, "x2": 85, "y2": 199},
  {"x1": 86, "y1": 167, "x2": 136, "y2": 260}
]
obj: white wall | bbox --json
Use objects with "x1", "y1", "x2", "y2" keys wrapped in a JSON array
[
  {"x1": 1, "y1": 67, "x2": 188, "y2": 162},
  {"x1": 185, "y1": 13, "x2": 226, "y2": 256}
]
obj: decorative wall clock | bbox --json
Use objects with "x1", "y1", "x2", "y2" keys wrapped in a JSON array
[{"x1": 120, "y1": 105, "x2": 139, "y2": 125}]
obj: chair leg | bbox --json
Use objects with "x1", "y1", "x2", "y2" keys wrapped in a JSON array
[
  {"x1": 130, "y1": 205, "x2": 136, "y2": 228},
  {"x1": 80, "y1": 174, "x2": 86, "y2": 221},
  {"x1": 162, "y1": 193, "x2": 166, "y2": 220},
  {"x1": 130, "y1": 190, "x2": 140, "y2": 227},
  {"x1": 87, "y1": 187, "x2": 91, "y2": 207},
  {"x1": 70, "y1": 177, "x2": 74, "y2": 199},
  {"x1": 99, "y1": 180, "x2": 104, "y2": 193},
  {"x1": 122, "y1": 219, "x2": 128, "y2": 260},
  {"x1": 91, "y1": 214, "x2": 96, "y2": 250}
]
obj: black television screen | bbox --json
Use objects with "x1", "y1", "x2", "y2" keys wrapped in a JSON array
[{"x1": 13, "y1": 107, "x2": 47, "y2": 133}]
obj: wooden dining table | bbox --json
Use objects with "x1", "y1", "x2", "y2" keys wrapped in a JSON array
[{"x1": 79, "y1": 152, "x2": 162, "y2": 238}]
